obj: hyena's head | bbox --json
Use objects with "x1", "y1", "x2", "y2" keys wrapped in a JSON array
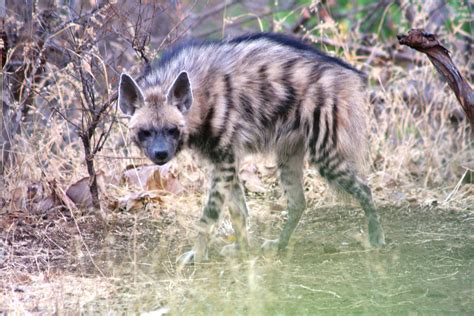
[{"x1": 118, "y1": 71, "x2": 193, "y2": 165}]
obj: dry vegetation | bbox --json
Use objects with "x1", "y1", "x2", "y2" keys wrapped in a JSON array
[{"x1": 1, "y1": 0, "x2": 473, "y2": 314}]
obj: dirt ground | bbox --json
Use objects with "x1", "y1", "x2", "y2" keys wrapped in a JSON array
[{"x1": 1, "y1": 196, "x2": 473, "y2": 315}]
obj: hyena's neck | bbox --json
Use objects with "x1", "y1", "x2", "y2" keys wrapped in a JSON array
[{"x1": 184, "y1": 98, "x2": 223, "y2": 159}]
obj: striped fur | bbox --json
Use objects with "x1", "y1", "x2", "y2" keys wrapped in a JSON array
[{"x1": 118, "y1": 33, "x2": 385, "y2": 262}]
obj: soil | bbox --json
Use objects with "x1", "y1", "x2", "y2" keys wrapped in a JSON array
[{"x1": 1, "y1": 201, "x2": 473, "y2": 315}]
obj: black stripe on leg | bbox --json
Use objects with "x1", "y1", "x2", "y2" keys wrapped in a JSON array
[
  {"x1": 319, "y1": 156, "x2": 345, "y2": 180},
  {"x1": 210, "y1": 191, "x2": 225, "y2": 204},
  {"x1": 205, "y1": 206, "x2": 220, "y2": 220},
  {"x1": 220, "y1": 166, "x2": 236, "y2": 173},
  {"x1": 338, "y1": 176, "x2": 356, "y2": 194},
  {"x1": 325, "y1": 169, "x2": 350, "y2": 181},
  {"x1": 223, "y1": 175, "x2": 235, "y2": 182}
]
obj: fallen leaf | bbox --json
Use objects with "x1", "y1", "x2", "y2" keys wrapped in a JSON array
[
  {"x1": 122, "y1": 165, "x2": 184, "y2": 194},
  {"x1": 66, "y1": 177, "x2": 92, "y2": 208},
  {"x1": 118, "y1": 191, "x2": 163, "y2": 212},
  {"x1": 66, "y1": 171, "x2": 106, "y2": 208},
  {"x1": 0, "y1": 198, "x2": 6, "y2": 214},
  {"x1": 47, "y1": 179, "x2": 79, "y2": 213},
  {"x1": 35, "y1": 195, "x2": 58, "y2": 213},
  {"x1": 10, "y1": 187, "x2": 26, "y2": 212}
]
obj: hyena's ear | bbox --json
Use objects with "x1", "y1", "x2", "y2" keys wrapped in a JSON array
[
  {"x1": 118, "y1": 73, "x2": 145, "y2": 116},
  {"x1": 167, "y1": 71, "x2": 193, "y2": 113}
]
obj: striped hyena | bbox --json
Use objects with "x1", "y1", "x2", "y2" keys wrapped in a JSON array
[{"x1": 118, "y1": 33, "x2": 385, "y2": 263}]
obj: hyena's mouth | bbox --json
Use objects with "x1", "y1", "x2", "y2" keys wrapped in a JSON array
[
  {"x1": 153, "y1": 159, "x2": 171, "y2": 166},
  {"x1": 152, "y1": 157, "x2": 171, "y2": 166},
  {"x1": 147, "y1": 149, "x2": 173, "y2": 165}
]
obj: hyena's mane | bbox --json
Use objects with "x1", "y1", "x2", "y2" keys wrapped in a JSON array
[
  {"x1": 230, "y1": 32, "x2": 367, "y2": 81},
  {"x1": 144, "y1": 39, "x2": 218, "y2": 75}
]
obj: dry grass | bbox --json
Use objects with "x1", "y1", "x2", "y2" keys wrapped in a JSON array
[{"x1": 1, "y1": 0, "x2": 473, "y2": 314}]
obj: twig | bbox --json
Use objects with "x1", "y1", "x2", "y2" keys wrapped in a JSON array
[
  {"x1": 427, "y1": 270, "x2": 459, "y2": 281},
  {"x1": 360, "y1": 0, "x2": 394, "y2": 32},
  {"x1": 94, "y1": 154, "x2": 147, "y2": 160},
  {"x1": 305, "y1": 35, "x2": 422, "y2": 64},
  {"x1": 398, "y1": 29, "x2": 474, "y2": 131},
  {"x1": 62, "y1": 188, "x2": 106, "y2": 278},
  {"x1": 292, "y1": 284, "x2": 341, "y2": 298},
  {"x1": 195, "y1": 9, "x2": 275, "y2": 38},
  {"x1": 443, "y1": 169, "x2": 469, "y2": 203},
  {"x1": 291, "y1": 7, "x2": 312, "y2": 33},
  {"x1": 190, "y1": 0, "x2": 241, "y2": 26}
]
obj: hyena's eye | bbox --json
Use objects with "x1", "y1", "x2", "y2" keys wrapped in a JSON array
[
  {"x1": 137, "y1": 129, "x2": 152, "y2": 142},
  {"x1": 167, "y1": 127, "x2": 179, "y2": 137}
]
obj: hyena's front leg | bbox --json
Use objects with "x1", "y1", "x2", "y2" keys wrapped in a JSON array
[
  {"x1": 262, "y1": 150, "x2": 306, "y2": 254},
  {"x1": 178, "y1": 154, "x2": 237, "y2": 265},
  {"x1": 220, "y1": 180, "x2": 249, "y2": 258}
]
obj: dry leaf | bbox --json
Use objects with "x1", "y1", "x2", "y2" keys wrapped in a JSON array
[
  {"x1": 122, "y1": 165, "x2": 184, "y2": 194},
  {"x1": 48, "y1": 179, "x2": 77, "y2": 211},
  {"x1": 10, "y1": 187, "x2": 26, "y2": 212},
  {"x1": 66, "y1": 171, "x2": 106, "y2": 208},
  {"x1": 0, "y1": 198, "x2": 6, "y2": 214},
  {"x1": 35, "y1": 196, "x2": 59, "y2": 213},
  {"x1": 118, "y1": 191, "x2": 163, "y2": 212},
  {"x1": 66, "y1": 177, "x2": 93, "y2": 208},
  {"x1": 28, "y1": 181, "x2": 61, "y2": 214}
]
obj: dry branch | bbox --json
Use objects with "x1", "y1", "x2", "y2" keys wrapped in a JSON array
[{"x1": 397, "y1": 29, "x2": 474, "y2": 131}]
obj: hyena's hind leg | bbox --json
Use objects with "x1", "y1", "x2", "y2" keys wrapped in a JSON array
[
  {"x1": 262, "y1": 147, "x2": 306, "y2": 254},
  {"x1": 316, "y1": 155, "x2": 385, "y2": 247}
]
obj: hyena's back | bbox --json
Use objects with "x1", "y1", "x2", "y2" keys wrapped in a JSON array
[{"x1": 142, "y1": 33, "x2": 368, "y2": 169}]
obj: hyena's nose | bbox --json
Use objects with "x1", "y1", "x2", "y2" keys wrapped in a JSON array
[{"x1": 153, "y1": 150, "x2": 169, "y2": 162}]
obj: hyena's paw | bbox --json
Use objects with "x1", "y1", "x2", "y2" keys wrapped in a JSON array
[
  {"x1": 261, "y1": 239, "x2": 280, "y2": 256},
  {"x1": 220, "y1": 243, "x2": 244, "y2": 258},
  {"x1": 368, "y1": 218, "x2": 385, "y2": 247}
]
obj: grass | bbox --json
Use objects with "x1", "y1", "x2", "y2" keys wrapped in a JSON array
[{"x1": 2, "y1": 201, "x2": 473, "y2": 314}]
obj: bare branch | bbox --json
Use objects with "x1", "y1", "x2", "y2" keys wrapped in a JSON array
[{"x1": 398, "y1": 29, "x2": 474, "y2": 131}]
